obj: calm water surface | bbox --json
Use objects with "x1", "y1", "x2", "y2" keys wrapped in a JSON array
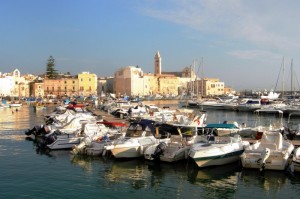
[{"x1": 1, "y1": 102, "x2": 300, "y2": 199}]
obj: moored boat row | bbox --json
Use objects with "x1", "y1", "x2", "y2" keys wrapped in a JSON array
[{"x1": 24, "y1": 102, "x2": 300, "y2": 175}]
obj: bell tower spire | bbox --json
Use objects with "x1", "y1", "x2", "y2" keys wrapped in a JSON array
[{"x1": 154, "y1": 51, "x2": 161, "y2": 75}]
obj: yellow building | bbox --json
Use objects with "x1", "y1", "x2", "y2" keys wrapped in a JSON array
[
  {"x1": 194, "y1": 78, "x2": 225, "y2": 97},
  {"x1": 78, "y1": 72, "x2": 98, "y2": 96}
]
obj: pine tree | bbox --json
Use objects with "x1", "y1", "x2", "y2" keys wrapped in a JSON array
[{"x1": 45, "y1": 56, "x2": 57, "y2": 79}]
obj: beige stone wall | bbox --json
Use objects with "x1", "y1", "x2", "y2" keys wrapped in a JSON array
[{"x1": 44, "y1": 77, "x2": 79, "y2": 97}]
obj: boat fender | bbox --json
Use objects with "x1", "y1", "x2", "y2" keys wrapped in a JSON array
[
  {"x1": 260, "y1": 148, "x2": 271, "y2": 172},
  {"x1": 139, "y1": 145, "x2": 144, "y2": 155}
]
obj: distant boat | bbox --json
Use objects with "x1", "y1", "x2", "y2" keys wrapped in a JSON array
[
  {"x1": 9, "y1": 103, "x2": 22, "y2": 108},
  {"x1": 260, "y1": 91, "x2": 280, "y2": 101},
  {"x1": 33, "y1": 104, "x2": 47, "y2": 111}
]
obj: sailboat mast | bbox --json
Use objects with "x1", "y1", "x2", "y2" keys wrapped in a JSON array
[
  {"x1": 201, "y1": 57, "x2": 204, "y2": 98},
  {"x1": 291, "y1": 59, "x2": 293, "y2": 98},
  {"x1": 282, "y1": 57, "x2": 285, "y2": 99}
]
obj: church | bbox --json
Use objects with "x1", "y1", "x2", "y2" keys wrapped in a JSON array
[{"x1": 113, "y1": 51, "x2": 195, "y2": 97}]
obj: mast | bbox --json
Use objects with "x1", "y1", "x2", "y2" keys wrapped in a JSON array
[
  {"x1": 282, "y1": 56, "x2": 285, "y2": 99},
  {"x1": 291, "y1": 59, "x2": 293, "y2": 98},
  {"x1": 201, "y1": 57, "x2": 204, "y2": 98}
]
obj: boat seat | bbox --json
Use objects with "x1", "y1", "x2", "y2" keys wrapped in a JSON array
[
  {"x1": 257, "y1": 143, "x2": 277, "y2": 151},
  {"x1": 260, "y1": 132, "x2": 283, "y2": 150}
]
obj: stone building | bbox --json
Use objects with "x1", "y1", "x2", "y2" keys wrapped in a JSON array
[
  {"x1": 192, "y1": 78, "x2": 225, "y2": 97},
  {"x1": 0, "y1": 69, "x2": 31, "y2": 98},
  {"x1": 43, "y1": 72, "x2": 97, "y2": 98},
  {"x1": 78, "y1": 72, "x2": 98, "y2": 96},
  {"x1": 113, "y1": 51, "x2": 180, "y2": 96}
]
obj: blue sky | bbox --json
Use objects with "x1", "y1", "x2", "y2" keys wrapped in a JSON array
[{"x1": 1, "y1": 0, "x2": 299, "y2": 91}]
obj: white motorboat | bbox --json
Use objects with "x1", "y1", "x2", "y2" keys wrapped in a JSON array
[
  {"x1": 45, "y1": 121, "x2": 106, "y2": 150},
  {"x1": 104, "y1": 119, "x2": 159, "y2": 158},
  {"x1": 285, "y1": 112, "x2": 300, "y2": 140},
  {"x1": 200, "y1": 122, "x2": 240, "y2": 137},
  {"x1": 9, "y1": 103, "x2": 22, "y2": 108},
  {"x1": 238, "y1": 109, "x2": 285, "y2": 139},
  {"x1": 144, "y1": 123, "x2": 199, "y2": 162},
  {"x1": 72, "y1": 121, "x2": 127, "y2": 156},
  {"x1": 235, "y1": 98, "x2": 261, "y2": 112},
  {"x1": 241, "y1": 131, "x2": 294, "y2": 171},
  {"x1": 188, "y1": 134, "x2": 249, "y2": 168},
  {"x1": 291, "y1": 147, "x2": 300, "y2": 173}
]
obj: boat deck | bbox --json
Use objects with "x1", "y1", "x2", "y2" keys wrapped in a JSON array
[{"x1": 243, "y1": 138, "x2": 300, "y2": 147}]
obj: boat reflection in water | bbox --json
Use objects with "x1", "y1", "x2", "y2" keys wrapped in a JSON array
[
  {"x1": 238, "y1": 169, "x2": 289, "y2": 198},
  {"x1": 103, "y1": 159, "x2": 154, "y2": 190},
  {"x1": 187, "y1": 161, "x2": 240, "y2": 198}
]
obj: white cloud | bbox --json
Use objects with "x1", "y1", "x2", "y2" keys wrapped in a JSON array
[
  {"x1": 227, "y1": 50, "x2": 281, "y2": 60},
  {"x1": 140, "y1": 0, "x2": 300, "y2": 52}
]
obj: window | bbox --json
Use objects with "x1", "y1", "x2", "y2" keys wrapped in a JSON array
[
  {"x1": 65, "y1": 87, "x2": 67, "y2": 91},
  {"x1": 64, "y1": 81, "x2": 67, "y2": 84},
  {"x1": 89, "y1": 78, "x2": 91, "y2": 81}
]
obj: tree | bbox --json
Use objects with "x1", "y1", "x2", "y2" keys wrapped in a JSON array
[{"x1": 45, "y1": 55, "x2": 58, "y2": 79}]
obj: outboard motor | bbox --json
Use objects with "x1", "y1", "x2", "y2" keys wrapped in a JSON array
[
  {"x1": 44, "y1": 131, "x2": 58, "y2": 145},
  {"x1": 151, "y1": 142, "x2": 167, "y2": 160},
  {"x1": 25, "y1": 125, "x2": 47, "y2": 136}
]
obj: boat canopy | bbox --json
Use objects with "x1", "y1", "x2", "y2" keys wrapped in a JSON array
[{"x1": 205, "y1": 123, "x2": 239, "y2": 129}]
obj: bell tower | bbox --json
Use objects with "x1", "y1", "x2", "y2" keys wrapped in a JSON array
[{"x1": 154, "y1": 51, "x2": 161, "y2": 75}]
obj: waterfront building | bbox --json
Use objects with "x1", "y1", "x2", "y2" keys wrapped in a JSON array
[
  {"x1": 192, "y1": 78, "x2": 225, "y2": 97},
  {"x1": 42, "y1": 72, "x2": 97, "y2": 98},
  {"x1": 0, "y1": 69, "x2": 31, "y2": 98},
  {"x1": 30, "y1": 77, "x2": 44, "y2": 98},
  {"x1": 78, "y1": 72, "x2": 98, "y2": 97},
  {"x1": 114, "y1": 51, "x2": 191, "y2": 97},
  {"x1": 114, "y1": 66, "x2": 144, "y2": 97},
  {"x1": 43, "y1": 75, "x2": 79, "y2": 98},
  {"x1": 97, "y1": 76, "x2": 114, "y2": 97}
]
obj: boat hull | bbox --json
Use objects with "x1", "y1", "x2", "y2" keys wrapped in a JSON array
[
  {"x1": 192, "y1": 150, "x2": 244, "y2": 168},
  {"x1": 241, "y1": 152, "x2": 289, "y2": 171},
  {"x1": 110, "y1": 146, "x2": 143, "y2": 158},
  {"x1": 47, "y1": 137, "x2": 82, "y2": 150},
  {"x1": 188, "y1": 138, "x2": 248, "y2": 168}
]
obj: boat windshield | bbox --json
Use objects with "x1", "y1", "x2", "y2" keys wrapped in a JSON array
[
  {"x1": 125, "y1": 124, "x2": 153, "y2": 137},
  {"x1": 179, "y1": 126, "x2": 196, "y2": 136}
]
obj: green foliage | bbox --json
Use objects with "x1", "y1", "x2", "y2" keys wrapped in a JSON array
[{"x1": 45, "y1": 56, "x2": 58, "y2": 79}]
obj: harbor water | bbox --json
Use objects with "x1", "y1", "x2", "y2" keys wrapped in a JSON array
[{"x1": 1, "y1": 102, "x2": 300, "y2": 199}]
